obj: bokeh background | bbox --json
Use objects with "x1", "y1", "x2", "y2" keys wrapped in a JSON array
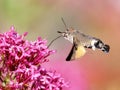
[{"x1": 0, "y1": 0, "x2": 120, "y2": 90}]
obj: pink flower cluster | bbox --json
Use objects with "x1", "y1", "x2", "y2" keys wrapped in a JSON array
[{"x1": 0, "y1": 26, "x2": 68, "y2": 90}]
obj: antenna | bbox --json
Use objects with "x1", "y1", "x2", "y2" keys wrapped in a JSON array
[
  {"x1": 47, "y1": 17, "x2": 67, "y2": 48},
  {"x1": 47, "y1": 35, "x2": 62, "y2": 48},
  {"x1": 61, "y1": 17, "x2": 68, "y2": 30}
]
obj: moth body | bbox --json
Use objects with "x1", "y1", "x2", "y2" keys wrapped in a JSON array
[
  {"x1": 57, "y1": 18, "x2": 110, "y2": 61},
  {"x1": 58, "y1": 28, "x2": 110, "y2": 61}
]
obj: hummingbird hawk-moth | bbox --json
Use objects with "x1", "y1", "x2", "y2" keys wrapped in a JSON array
[{"x1": 48, "y1": 18, "x2": 110, "y2": 61}]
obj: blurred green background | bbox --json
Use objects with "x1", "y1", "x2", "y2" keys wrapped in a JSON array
[{"x1": 0, "y1": 0, "x2": 120, "y2": 90}]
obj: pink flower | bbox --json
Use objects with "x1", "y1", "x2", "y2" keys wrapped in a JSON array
[{"x1": 0, "y1": 26, "x2": 68, "y2": 90}]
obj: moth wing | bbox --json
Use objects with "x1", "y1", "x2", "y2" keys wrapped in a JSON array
[{"x1": 66, "y1": 44, "x2": 86, "y2": 61}]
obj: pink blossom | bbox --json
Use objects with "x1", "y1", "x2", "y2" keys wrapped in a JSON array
[{"x1": 0, "y1": 26, "x2": 68, "y2": 90}]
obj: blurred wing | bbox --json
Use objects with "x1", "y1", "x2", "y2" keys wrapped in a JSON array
[
  {"x1": 66, "y1": 44, "x2": 75, "y2": 61},
  {"x1": 66, "y1": 44, "x2": 86, "y2": 61}
]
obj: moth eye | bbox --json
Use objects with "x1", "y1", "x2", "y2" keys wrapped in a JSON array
[{"x1": 63, "y1": 33, "x2": 68, "y2": 38}]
